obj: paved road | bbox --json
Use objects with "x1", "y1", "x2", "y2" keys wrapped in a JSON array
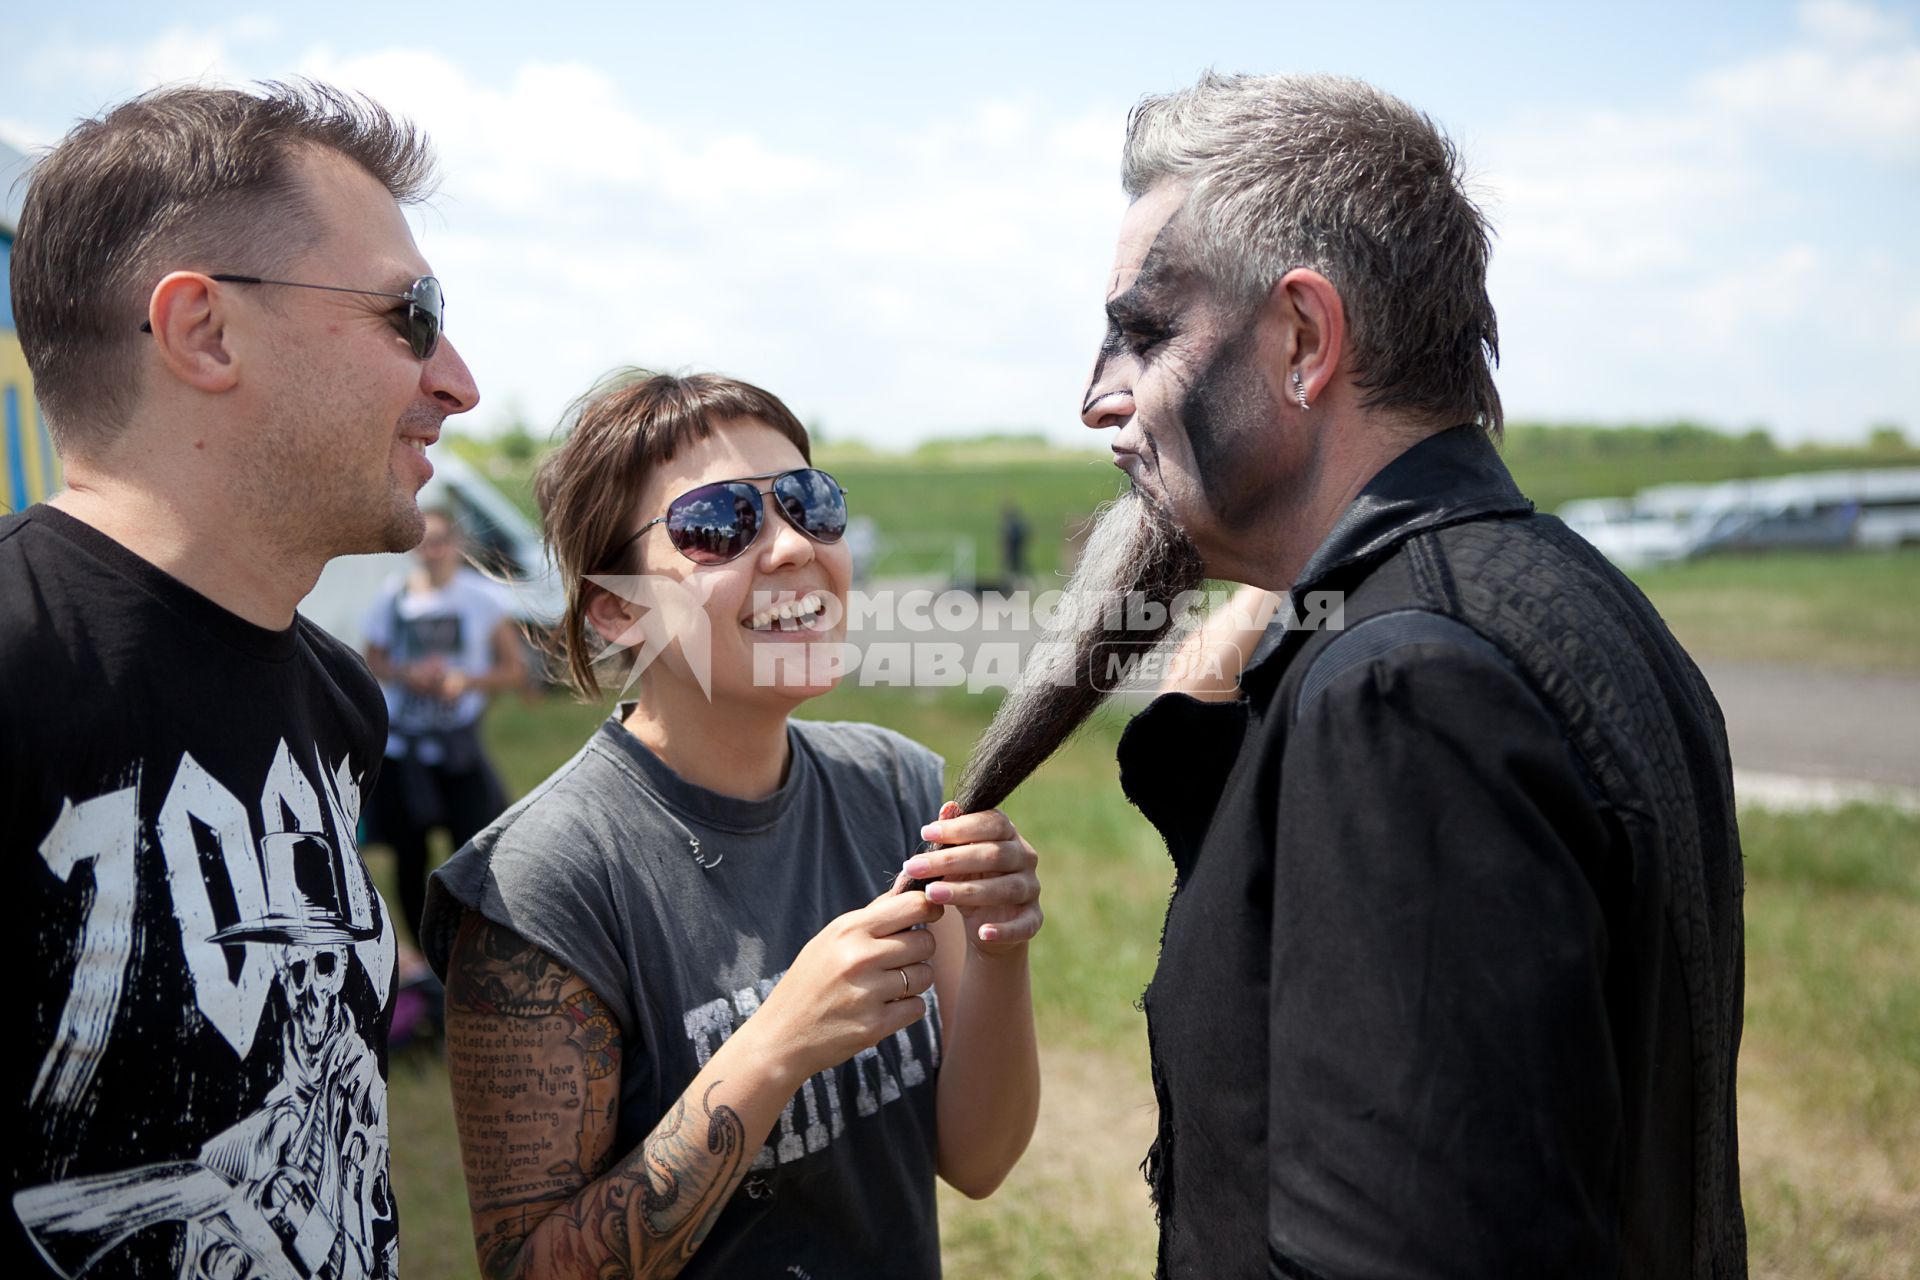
[
  {"x1": 842, "y1": 582, "x2": 1919, "y2": 797},
  {"x1": 1698, "y1": 661, "x2": 1920, "y2": 791}
]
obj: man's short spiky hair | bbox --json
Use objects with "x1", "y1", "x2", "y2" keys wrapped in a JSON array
[
  {"x1": 1122, "y1": 72, "x2": 1502, "y2": 435},
  {"x1": 11, "y1": 79, "x2": 436, "y2": 453}
]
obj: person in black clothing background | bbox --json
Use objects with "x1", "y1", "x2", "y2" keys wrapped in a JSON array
[
  {"x1": 1000, "y1": 503, "x2": 1030, "y2": 584},
  {"x1": 3, "y1": 82, "x2": 480, "y2": 1277},
  {"x1": 1077, "y1": 74, "x2": 1746, "y2": 1277}
]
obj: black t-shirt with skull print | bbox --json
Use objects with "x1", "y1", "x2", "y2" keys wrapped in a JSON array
[{"x1": 2, "y1": 505, "x2": 397, "y2": 1279}]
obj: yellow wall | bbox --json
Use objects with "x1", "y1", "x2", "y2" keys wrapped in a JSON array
[{"x1": 2, "y1": 328, "x2": 60, "y2": 510}]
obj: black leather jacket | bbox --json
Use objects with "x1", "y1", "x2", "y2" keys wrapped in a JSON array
[{"x1": 1119, "y1": 426, "x2": 1747, "y2": 1279}]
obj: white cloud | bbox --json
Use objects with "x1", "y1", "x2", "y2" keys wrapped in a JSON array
[
  {"x1": 1696, "y1": 0, "x2": 1920, "y2": 166},
  {"x1": 1801, "y1": 0, "x2": 1912, "y2": 44},
  {"x1": 283, "y1": 42, "x2": 1126, "y2": 444},
  {"x1": 0, "y1": 119, "x2": 47, "y2": 151},
  {"x1": 13, "y1": 20, "x2": 1127, "y2": 443},
  {"x1": 27, "y1": 17, "x2": 280, "y2": 97},
  {"x1": 14, "y1": 2, "x2": 1914, "y2": 446},
  {"x1": 1481, "y1": 0, "x2": 1919, "y2": 440}
]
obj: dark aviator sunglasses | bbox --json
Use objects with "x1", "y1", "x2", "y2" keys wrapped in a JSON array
[
  {"x1": 138, "y1": 273, "x2": 445, "y2": 361},
  {"x1": 614, "y1": 468, "x2": 849, "y2": 566}
]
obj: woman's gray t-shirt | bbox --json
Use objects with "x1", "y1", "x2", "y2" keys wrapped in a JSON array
[{"x1": 422, "y1": 714, "x2": 947, "y2": 1279}]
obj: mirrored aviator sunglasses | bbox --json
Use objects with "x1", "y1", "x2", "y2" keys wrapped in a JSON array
[
  {"x1": 136, "y1": 273, "x2": 444, "y2": 360},
  {"x1": 635, "y1": 468, "x2": 849, "y2": 566},
  {"x1": 394, "y1": 275, "x2": 444, "y2": 360}
]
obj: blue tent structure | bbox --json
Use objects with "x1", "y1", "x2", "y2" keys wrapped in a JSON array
[{"x1": 3, "y1": 136, "x2": 60, "y2": 513}]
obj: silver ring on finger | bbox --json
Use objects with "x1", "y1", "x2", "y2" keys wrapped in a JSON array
[{"x1": 898, "y1": 967, "x2": 911, "y2": 997}]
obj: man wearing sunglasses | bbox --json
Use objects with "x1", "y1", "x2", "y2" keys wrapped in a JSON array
[
  {"x1": 3, "y1": 81, "x2": 478, "y2": 1278},
  {"x1": 1077, "y1": 75, "x2": 1745, "y2": 1277}
]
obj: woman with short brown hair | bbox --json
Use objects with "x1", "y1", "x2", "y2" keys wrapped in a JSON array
[{"x1": 424, "y1": 370, "x2": 1042, "y2": 1279}]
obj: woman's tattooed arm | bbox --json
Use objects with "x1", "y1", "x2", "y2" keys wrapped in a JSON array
[{"x1": 445, "y1": 912, "x2": 761, "y2": 1280}]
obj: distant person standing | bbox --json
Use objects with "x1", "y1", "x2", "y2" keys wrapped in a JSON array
[
  {"x1": 361, "y1": 508, "x2": 523, "y2": 944},
  {"x1": 1001, "y1": 503, "x2": 1030, "y2": 583}
]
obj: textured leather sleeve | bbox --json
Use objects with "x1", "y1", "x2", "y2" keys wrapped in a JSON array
[{"x1": 1266, "y1": 640, "x2": 1620, "y2": 1279}]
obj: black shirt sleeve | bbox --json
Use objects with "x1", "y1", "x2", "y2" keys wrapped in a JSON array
[{"x1": 1266, "y1": 643, "x2": 1621, "y2": 1279}]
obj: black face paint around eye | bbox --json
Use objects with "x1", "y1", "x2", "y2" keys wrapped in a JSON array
[
  {"x1": 1085, "y1": 219, "x2": 1185, "y2": 418},
  {"x1": 1124, "y1": 316, "x2": 1178, "y2": 357}
]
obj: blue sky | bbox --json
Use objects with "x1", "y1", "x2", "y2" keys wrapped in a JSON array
[{"x1": 6, "y1": 0, "x2": 1917, "y2": 445}]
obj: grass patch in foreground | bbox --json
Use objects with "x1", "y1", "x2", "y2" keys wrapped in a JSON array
[
  {"x1": 1738, "y1": 804, "x2": 1920, "y2": 1279},
  {"x1": 379, "y1": 688, "x2": 1917, "y2": 1277}
]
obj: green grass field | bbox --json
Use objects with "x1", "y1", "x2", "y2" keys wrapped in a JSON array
[
  {"x1": 401, "y1": 425, "x2": 1917, "y2": 1273},
  {"x1": 452, "y1": 422, "x2": 1918, "y2": 585},
  {"x1": 374, "y1": 678, "x2": 1920, "y2": 1279},
  {"x1": 1630, "y1": 549, "x2": 1920, "y2": 674},
  {"x1": 827, "y1": 449, "x2": 1123, "y2": 580},
  {"x1": 1494, "y1": 423, "x2": 1916, "y2": 514},
  {"x1": 464, "y1": 442, "x2": 1920, "y2": 675},
  {"x1": 1737, "y1": 804, "x2": 1920, "y2": 1277}
]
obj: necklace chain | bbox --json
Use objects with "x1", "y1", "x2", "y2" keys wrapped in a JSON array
[{"x1": 645, "y1": 791, "x2": 721, "y2": 870}]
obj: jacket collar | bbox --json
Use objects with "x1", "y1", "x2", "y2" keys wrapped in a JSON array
[{"x1": 1243, "y1": 423, "x2": 1532, "y2": 679}]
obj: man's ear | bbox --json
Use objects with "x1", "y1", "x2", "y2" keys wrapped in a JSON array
[
  {"x1": 1262, "y1": 268, "x2": 1346, "y2": 407},
  {"x1": 144, "y1": 272, "x2": 242, "y2": 394}
]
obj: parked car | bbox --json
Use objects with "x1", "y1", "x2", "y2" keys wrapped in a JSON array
[
  {"x1": 1560, "y1": 468, "x2": 1920, "y2": 567},
  {"x1": 1558, "y1": 496, "x2": 1698, "y2": 567}
]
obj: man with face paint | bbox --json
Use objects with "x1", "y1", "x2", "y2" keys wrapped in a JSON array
[{"x1": 1081, "y1": 75, "x2": 1746, "y2": 1278}]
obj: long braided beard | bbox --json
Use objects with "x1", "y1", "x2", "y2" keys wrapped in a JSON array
[{"x1": 949, "y1": 488, "x2": 1205, "y2": 815}]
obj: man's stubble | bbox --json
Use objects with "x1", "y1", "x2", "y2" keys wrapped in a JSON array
[{"x1": 241, "y1": 350, "x2": 429, "y2": 567}]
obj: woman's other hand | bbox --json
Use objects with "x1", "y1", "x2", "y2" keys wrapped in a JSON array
[{"x1": 904, "y1": 801, "x2": 1043, "y2": 957}]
